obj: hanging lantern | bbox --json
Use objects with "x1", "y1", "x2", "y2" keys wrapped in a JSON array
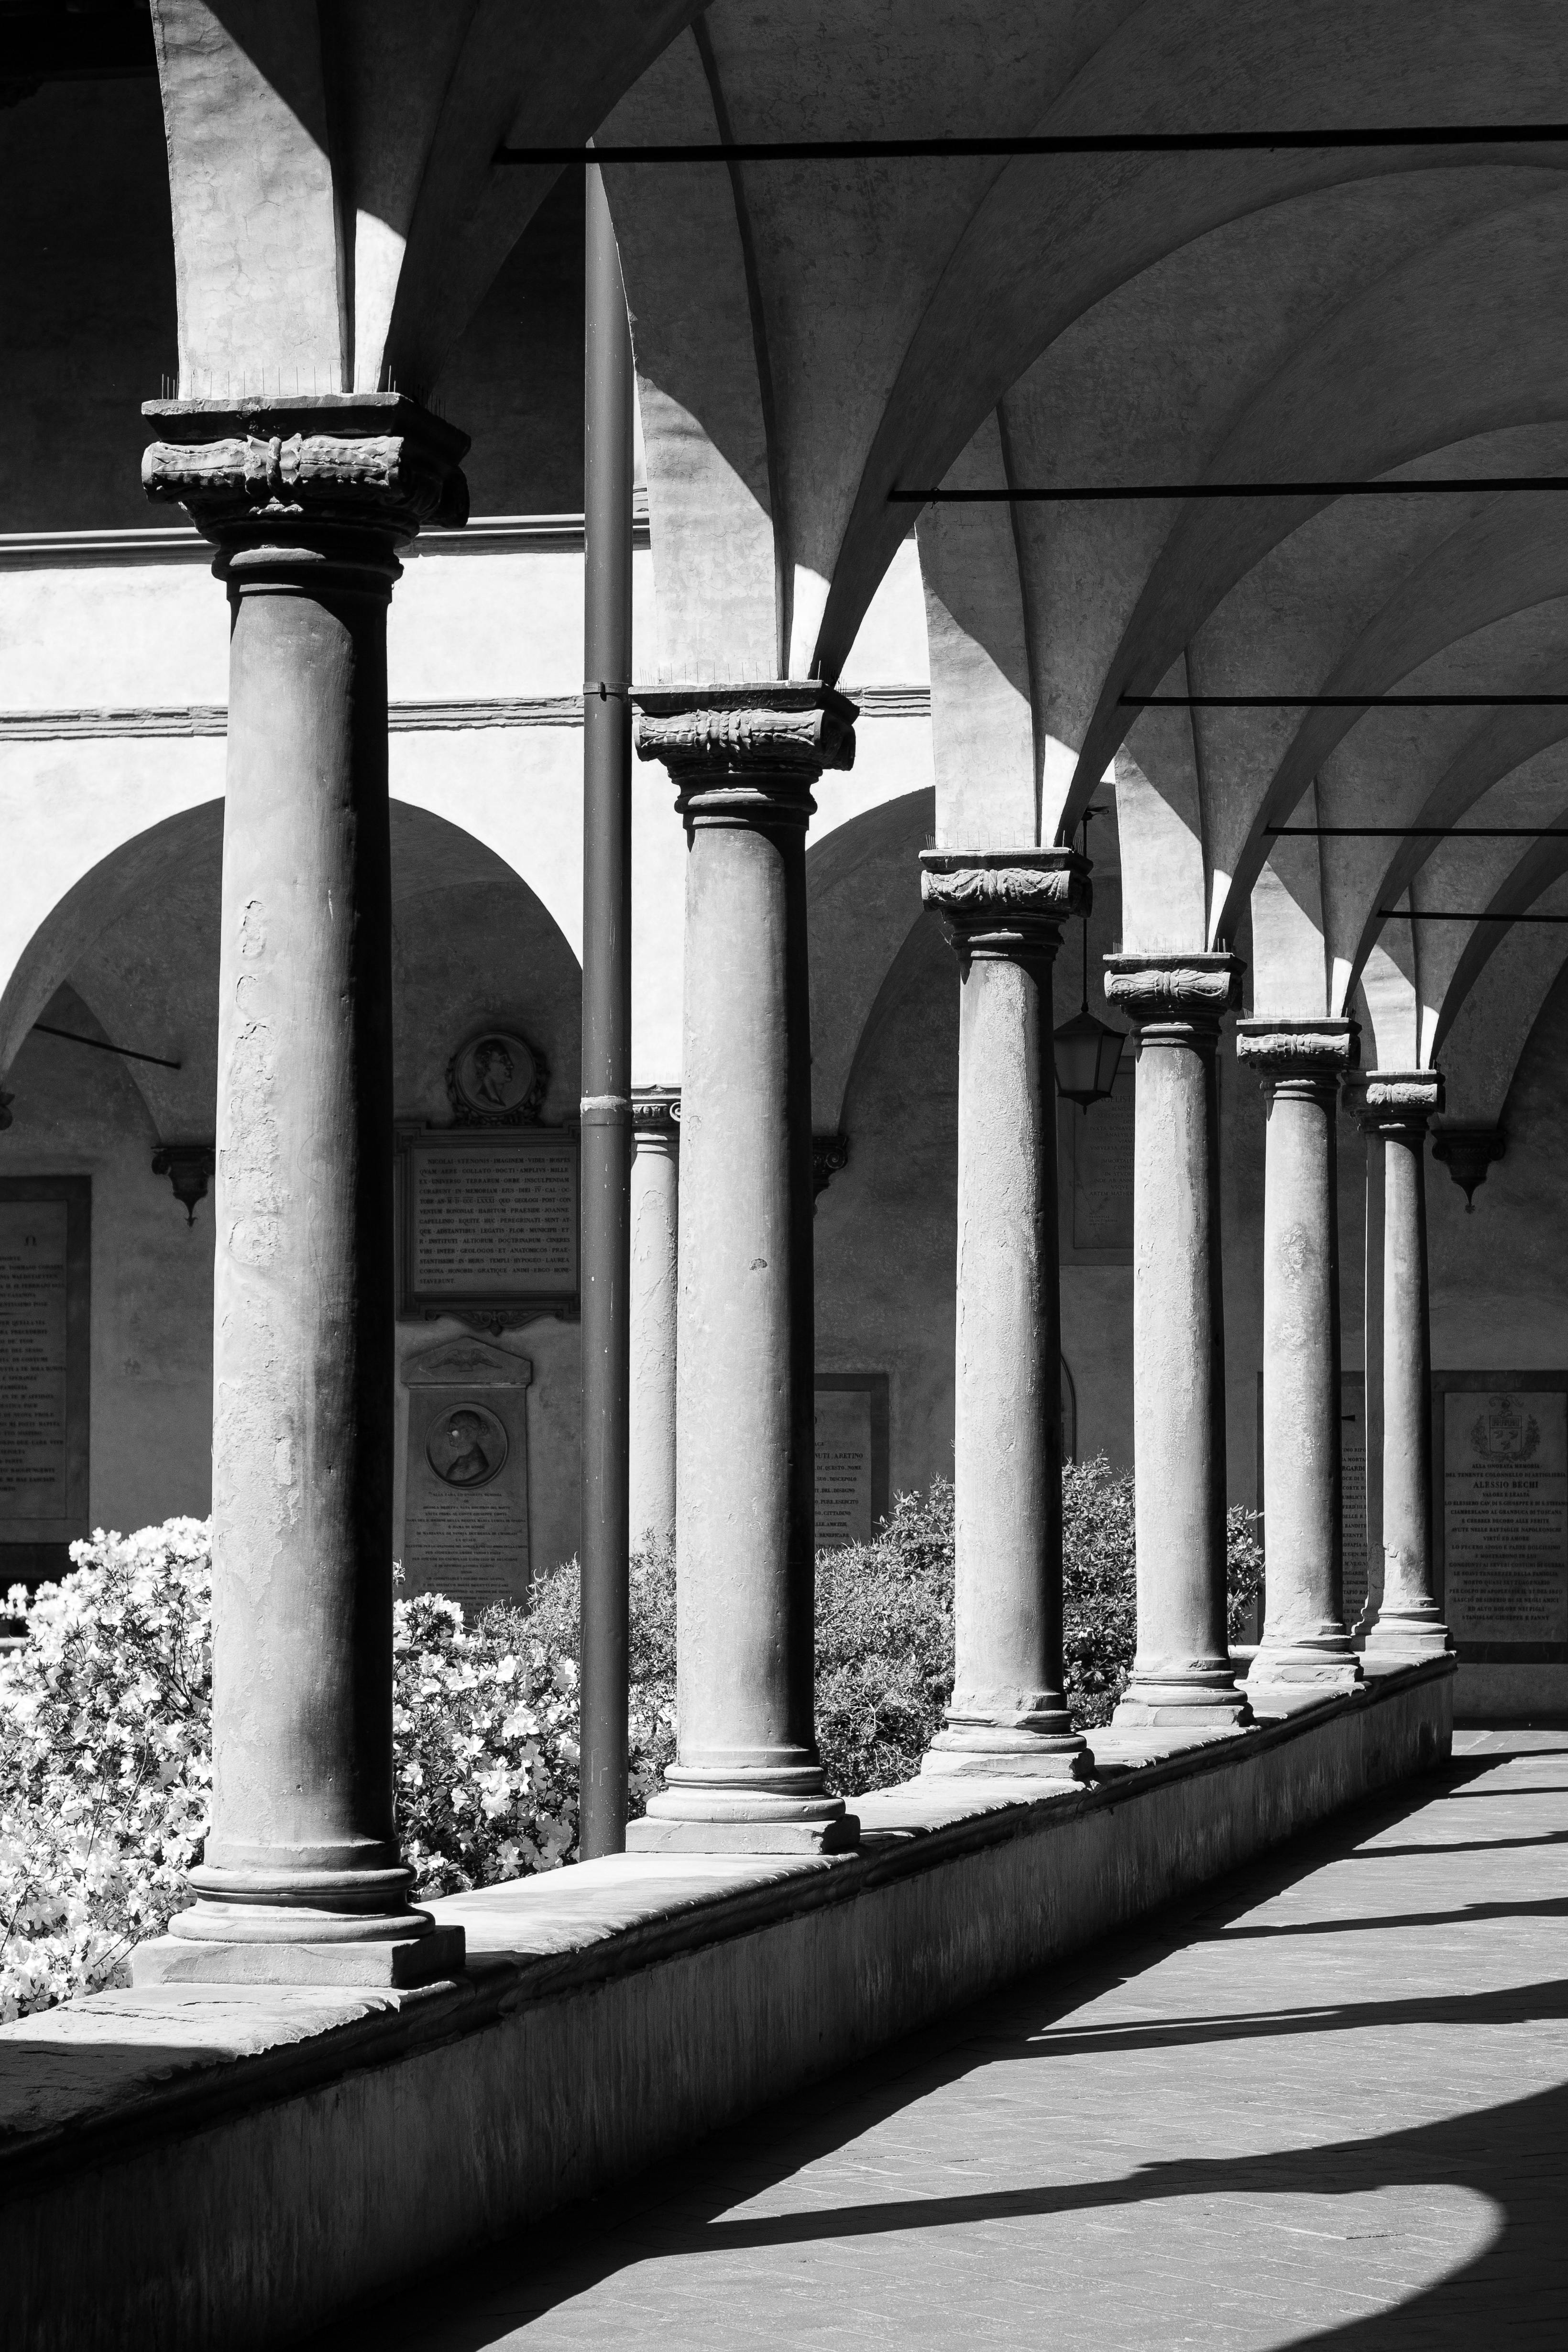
[
  {"x1": 1053, "y1": 803, "x2": 1126, "y2": 1111},
  {"x1": 1053, "y1": 1004, "x2": 1126, "y2": 1110}
]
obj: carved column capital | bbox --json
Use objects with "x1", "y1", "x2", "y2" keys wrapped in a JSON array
[
  {"x1": 1347, "y1": 1068, "x2": 1445, "y2": 1137},
  {"x1": 142, "y1": 395, "x2": 471, "y2": 562},
  {"x1": 635, "y1": 683, "x2": 856, "y2": 834},
  {"x1": 1236, "y1": 1016, "x2": 1359, "y2": 1104},
  {"x1": 631, "y1": 1086, "x2": 681, "y2": 1146},
  {"x1": 919, "y1": 847, "x2": 1090, "y2": 969},
  {"x1": 1104, "y1": 952, "x2": 1245, "y2": 1050}
]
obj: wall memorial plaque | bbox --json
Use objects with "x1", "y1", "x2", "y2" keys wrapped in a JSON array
[
  {"x1": 814, "y1": 1375, "x2": 889, "y2": 1550},
  {"x1": 1068, "y1": 1069, "x2": 1134, "y2": 1258},
  {"x1": 397, "y1": 1127, "x2": 579, "y2": 1330},
  {"x1": 1435, "y1": 1372, "x2": 1568, "y2": 1659},
  {"x1": 398, "y1": 1337, "x2": 533, "y2": 1615},
  {"x1": 0, "y1": 1177, "x2": 90, "y2": 1586}
]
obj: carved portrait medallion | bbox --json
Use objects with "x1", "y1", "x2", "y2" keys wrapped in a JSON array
[
  {"x1": 445, "y1": 1030, "x2": 546, "y2": 1125},
  {"x1": 425, "y1": 1400, "x2": 509, "y2": 1490}
]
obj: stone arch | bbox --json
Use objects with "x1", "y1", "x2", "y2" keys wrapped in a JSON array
[
  {"x1": 0, "y1": 791, "x2": 589, "y2": 1553},
  {"x1": 0, "y1": 794, "x2": 583, "y2": 1136},
  {"x1": 0, "y1": 795, "x2": 226, "y2": 1086}
]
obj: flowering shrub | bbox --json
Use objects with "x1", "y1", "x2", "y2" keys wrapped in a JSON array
[
  {"x1": 0, "y1": 1520, "x2": 211, "y2": 2023},
  {"x1": 0, "y1": 1525, "x2": 655, "y2": 2018},
  {"x1": 396, "y1": 1558, "x2": 677, "y2": 1898},
  {"x1": 0, "y1": 1478, "x2": 1265, "y2": 2018},
  {"x1": 392, "y1": 1592, "x2": 582, "y2": 1896},
  {"x1": 505, "y1": 1469, "x2": 1263, "y2": 1794},
  {"x1": 481, "y1": 1540, "x2": 678, "y2": 1846},
  {"x1": 1061, "y1": 1459, "x2": 1266, "y2": 1727},
  {"x1": 815, "y1": 1481, "x2": 956, "y2": 1793}
]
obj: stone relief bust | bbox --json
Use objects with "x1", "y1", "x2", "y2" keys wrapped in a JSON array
[
  {"x1": 445, "y1": 1030, "x2": 547, "y2": 1126},
  {"x1": 425, "y1": 1402, "x2": 508, "y2": 1490}
]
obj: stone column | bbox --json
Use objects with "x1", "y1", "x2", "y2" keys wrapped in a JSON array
[
  {"x1": 1236, "y1": 1019, "x2": 1362, "y2": 1710},
  {"x1": 1355, "y1": 1073, "x2": 1453, "y2": 1659},
  {"x1": 1103, "y1": 954, "x2": 1250, "y2": 1735},
  {"x1": 917, "y1": 849, "x2": 1090, "y2": 1780},
  {"x1": 629, "y1": 1088, "x2": 680, "y2": 1550},
  {"x1": 135, "y1": 396, "x2": 469, "y2": 1985},
  {"x1": 628, "y1": 686, "x2": 857, "y2": 1852}
]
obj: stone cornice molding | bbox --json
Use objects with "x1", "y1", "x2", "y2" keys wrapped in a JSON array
[
  {"x1": 1236, "y1": 1016, "x2": 1360, "y2": 1093},
  {"x1": 631, "y1": 1087, "x2": 681, "y2": 1140},
  {"x1": 1104, "y1": 952, "x2": 1245, "y2": 1036},
  {"x1": 1347, "y1": 1068, "x2": 1445, "y2": 1133},
  {"x1": 142, "y1": 395, "x2": 471, "y2": 546},
  {"x1": 0, "y1": 685, "x2": 928, "y2": 744},
  {"x1": 0, "y1": 499, "x2": 648, "y2": 571}
]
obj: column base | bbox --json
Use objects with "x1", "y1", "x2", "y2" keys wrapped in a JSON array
[
  {"x1": 921, "y1": 1721, "x2": 1091, "y2": 1782},
  {"x1": 1366, "y1": 1608, "x2": 1454, "y2": 1660},
  {"x1": 1111, "y1": 1668, "x2": 1250, "y2": 1732},
  {"x1": 132, "y1": 1916, "x2": 465, "y2": 1989},
  {"x1": 1250, "y1": 1627, "x2": 1363, "y2": 1721},
  {"x1": 628, "y1": 1765, "x2": 858, "y2": 1854},
  {"x1": 1246, "y1": 1645, "x2": 1365, "y2": 1717},
  {"x1": 136, "y1": 1868, "x2": 464, "y2": 1987}
]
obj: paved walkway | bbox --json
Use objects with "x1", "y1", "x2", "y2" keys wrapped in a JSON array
[{"x1": 327, "y1": 1729, "x2": 1568, "y2": 2351}]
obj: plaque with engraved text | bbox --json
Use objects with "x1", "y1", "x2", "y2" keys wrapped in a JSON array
[
  {"x1": 1438, "y1": 1379, "x2": 1568, "y2": 1653},
  {"x1": 397, "y1": 1337, "x2": 533, "y2": 1614},
  {"x1": 398, "y1": 1128, "x2": 579, "y2": 1327},
  {"x1": 0, "y1": 1178, "x2": 90, "y2": 1584},
  {"x1": 814, "y1": 1375, "x2": 890, "y2": 1551}
]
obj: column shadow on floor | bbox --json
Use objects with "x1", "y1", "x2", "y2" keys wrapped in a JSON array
[{"x1": 308, "y1": 1744, "x2": 1560, "y2": 2349}]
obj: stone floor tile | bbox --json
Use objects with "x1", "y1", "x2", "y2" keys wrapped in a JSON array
[{"x1": 318, "y1": 1730, "x2": 1568, "y2": 2352}]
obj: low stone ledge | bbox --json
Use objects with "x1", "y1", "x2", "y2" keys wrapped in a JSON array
[{"x1": 0, "y1": 1658, "x2": 1453, "y2": 2352}]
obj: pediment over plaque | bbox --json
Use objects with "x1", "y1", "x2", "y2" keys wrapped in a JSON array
[{"x1": 403, "y1": 1338, "x2": 534, "y2": 1389}]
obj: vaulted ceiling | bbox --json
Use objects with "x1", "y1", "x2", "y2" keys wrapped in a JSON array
[{"x1": 29, "y1": 1, "x2": 1568, "y2": 1082}]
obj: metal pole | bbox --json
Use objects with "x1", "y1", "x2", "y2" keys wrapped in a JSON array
[{"x1": 579, "y1": 161, "x2": 634, "y2": 1858}]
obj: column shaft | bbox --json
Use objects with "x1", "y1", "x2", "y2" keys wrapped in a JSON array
[
  {"x1": 629, "y1": 688, "x2": 857, "y2": 1852},
  {"x1": 135, "y1": 396, "x2": 468, "y2": 1982},
  {"x1": 1358, "y1": 1075, "x2": 1453, "y2": 1658},
  {"x1": 919, "y1": 851, "x2": 1089, "y2": 1778},
  {"x1": 1104, "y1": 955, "x2": 1249, "y2": 1734},
  {"x1": 207, "y1": 543, "x2": 402, "y2": 1904},
  {"x1": 629, "y1": 1091, "x2": 680, "y2": 1550},
  {"x1": 1237, "y1": 1021, "x2": 1361, "y2": 1707}
]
